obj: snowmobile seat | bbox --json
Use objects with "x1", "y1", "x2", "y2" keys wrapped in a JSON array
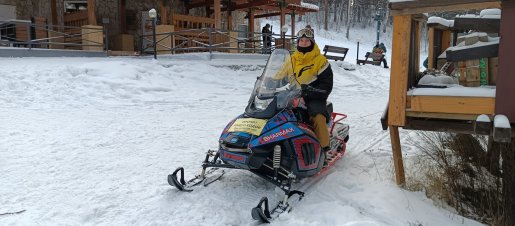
[{"x1": 326, "y1": 101, "x2": 333, "y2": 116}]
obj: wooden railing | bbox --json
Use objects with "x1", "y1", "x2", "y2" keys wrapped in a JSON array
[{"x1": 172, "y1": 14, "x2": 215, "y2": 30}]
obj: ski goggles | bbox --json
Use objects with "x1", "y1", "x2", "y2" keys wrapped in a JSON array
[{"x1": 297, "y1": 28, "x2": 314, "y2": 39}]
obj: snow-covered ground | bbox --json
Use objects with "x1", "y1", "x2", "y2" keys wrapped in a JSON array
[{"x1": 0, "y1": 51, "x2": 484, "y2": 226}]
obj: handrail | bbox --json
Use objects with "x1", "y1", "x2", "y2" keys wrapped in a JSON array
[
  {"x1": 0, "y1": 19, "x2": 105, "y2": 51},
  {"x1": 139, "y1": 27, "x2": 297, "y2": 55}
]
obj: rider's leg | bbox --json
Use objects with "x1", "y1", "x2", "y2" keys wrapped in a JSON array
[{"x1": 310, "y1": 114, "x2": 330, "y2": 151}]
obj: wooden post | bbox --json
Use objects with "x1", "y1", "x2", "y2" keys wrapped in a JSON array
[
  {"x1": 50, "y1": 0, "x2": 58, "y2": 30},
  {"x1": 441, "y1": 30, "x2": 451, "y2": 52},
  {"x1": 387, "y1": 15, "x2": 411, "y2": 127},
  {"x1": 159, "y1": 0, "x2": 168, "y2": 25},
  {"x1": 227, "y1": 7, "x2": 232, "y2": 30},
  {"x1": 214, "y1": 0, "x2": 221, "y2": 29},
  {"x1": 87, "y1": 0, "x2": 97, "y2": 25},
  {"x1": 248, "y1": 9, "x2": 254, "y2": 33},
  {"x1": 120, "y1": 0, "x2": 127, "y2": 33},
  {"x1": 291, "y1": 12, "x2": 295, "y2": 37},
  {"x1": 280, "y1": 4, "x2": 285, "y2": 31},
  {"x1": 428, "y1": 27, "x2": 434, "y2": 69},
  {"x1": 389, "y1": 125, "x2": 405, "y2": 186},
  {"x1": 414, "y1": 20, "x2": 421, "y2": 74}
]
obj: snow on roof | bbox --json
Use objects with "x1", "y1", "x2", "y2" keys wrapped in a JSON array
[
  {"x1": 427, "y1": 16, "x2": 453, "y2": 28},
  {"x1": 456, "y1": 9, "x2": 501, "y2": 19},
  {"x1": 477, "y1": 114, "x2": 491, "y2": 122},
  {"x1": 408, "y1": 86, "x2": 496, "y2": 97},
  {"x1": 494, "y1": 115, "x2": 511, "y2": 128},
  {"x1": 447, "y1": 38, "x2": 499, "y2": 51},
  {"x1": 461, "y1": 32, "x2": 488, "y2": 39},
  {"x1": 480, "y1": 8, "x2": 501, "y2": 17},
  {"x1": 299, "y1": 2, "x2": 319, "y2": 11}
]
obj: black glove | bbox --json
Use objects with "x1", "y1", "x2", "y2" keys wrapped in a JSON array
[{"x1": 300, "y1": 84, "x2": 309, "y2": 97}]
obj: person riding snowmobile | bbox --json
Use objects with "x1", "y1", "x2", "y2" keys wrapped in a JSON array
[{"x1": 273, "y1": 27, "x2": 334, "y2": 157}]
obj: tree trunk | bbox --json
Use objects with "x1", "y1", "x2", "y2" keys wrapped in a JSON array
[
  {"x1": 324, "y1": 0, "x2": 329, "y2": 30},
  {"x1": 502, "y1": 138, "x2": 515, "y2": 226},
  {"x1": 345, "y1": 0, "x2": 351, "y2": 39}
]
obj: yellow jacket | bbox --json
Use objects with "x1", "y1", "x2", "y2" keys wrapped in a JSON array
[{"x1": 275, "y1": 44, "x2": 330, "y2": 88}]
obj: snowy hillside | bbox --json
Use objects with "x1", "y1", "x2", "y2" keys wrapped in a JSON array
[{"x1": 0, "y1": 52, "x2": 483, "y2": 226}]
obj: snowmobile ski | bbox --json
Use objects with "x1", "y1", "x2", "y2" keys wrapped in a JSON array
[
  {"x1": 167, "y1": 167, "x2": 224, "y2": 192},
  {"x1": 168, "y1": 150, "x2": 230, "y2": 192},
  {"x1": 251, "y1": 149, "x2": 346, "y2": 223}
]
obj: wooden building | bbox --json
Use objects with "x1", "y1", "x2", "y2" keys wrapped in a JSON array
[
  {"x1": 386, "y1": 0, "x2": 514, "y2": 186},
  {"x1": 3, "y1": 0, "x2": 318, "y2": 52}
]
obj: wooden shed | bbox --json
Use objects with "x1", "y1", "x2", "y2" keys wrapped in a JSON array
[{"x1": 385, "y1": 0, "x2": 514, "y2": 185}]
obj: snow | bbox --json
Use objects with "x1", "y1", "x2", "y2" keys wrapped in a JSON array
[
  {"x1": 480, "y1": 8, "x2": 501, "y2": 16},
  {"x1": 408, "y1": 86, "x2": 496, "y2": 97},
  {"x1": 0, "y1": 33, "x2": 482, "y2": 226},
  {"x1": 477, "y1": 114, "x2": 491, "y2": 123},
  {"x1": 418, "y1": 74, "x2": 458, "y2": 86},
  {"x1": 427, "y1": 17, "x2": 454, "y2": 28},
  {"x1": 494, "y1": 115, "x2": 511, "y2": 129}
]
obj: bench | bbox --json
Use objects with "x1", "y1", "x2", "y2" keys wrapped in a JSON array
[
  {"x1": 323, "y1": 45, "x2": 349, "y2": 61},
  {"x1": 357, "y1": 52, "x2": 384, "y2": 66}
]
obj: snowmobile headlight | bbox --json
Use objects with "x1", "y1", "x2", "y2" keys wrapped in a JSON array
[{"x1": 254, "y1": 96, "x2": 273, "y2": 110}]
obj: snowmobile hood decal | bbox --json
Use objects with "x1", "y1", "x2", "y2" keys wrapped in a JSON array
[{"x1": 228, "y1": 118, "x2": 268, "y2": 136}]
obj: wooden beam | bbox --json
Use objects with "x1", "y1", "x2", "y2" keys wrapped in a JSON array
[
  {"x1": 454, "y1": 17, "x2": 501, "y2": 33},
  {"x1": 233, "y1": 0, "x2": 275, "y2": 10},
  {"x1": 227, "y1": 0, "x2": 233, "y2": 30},
  {"x1": 389, "y1": 125, "x2": 405, "y2": 186},
  {"x1": 406, "y1": 111, "x2": 489, "y2": 121},
  {"x1": 388, "y1": 15, "x2": 411, "y2": 126},
  {"x1": 390, "y1": 2, "x2": 501, "y2": 16},
  {"x1": 428, "y1": 27, "x2": 435, "y2": 69},
  {"x1": 496, "y1": 0, "x2": 515, "y2": 123},
  {"x1": 404, "y1": 118, "x2": 476, "y2": 134},
  {"x1": 446, "y1": 43, "x2": 499, "y2": 62},
  {"x1": 254, "y1": 12, "x2": 281, "y2": 18},
  {"x1": 410, "y1": 96, "x2": 495, "y2": 115},
  {"x1": 87, "y1": 0, "x2": 97, "y2": 25},
  {"x1": 214, "y1": 0, "x2": 221, "y2": 29}
]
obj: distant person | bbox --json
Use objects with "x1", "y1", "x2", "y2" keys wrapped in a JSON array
[
  {"x1": 372, "y1": 42, "x2": 389, "y2": 68},
  {"x1": 262, "y1": 24, "x2": 272, "y2": 54}
]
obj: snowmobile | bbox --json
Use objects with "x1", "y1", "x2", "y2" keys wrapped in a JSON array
[{"x1": 168, "y1": 49, "x2": 350, "y2": 223}]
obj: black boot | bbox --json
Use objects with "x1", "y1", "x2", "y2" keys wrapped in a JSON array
[{"x1": 323, "y1": 146, "x2": 330, "y2": 167}]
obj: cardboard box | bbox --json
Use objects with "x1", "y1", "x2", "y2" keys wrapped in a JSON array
[
  {"x1": 465, "y1": 59, "x2": 480, "y2": 67},
  {"x1": 81, "y1": 25, "x2": 104, "y2": 51},
  {"x1": 462, "y1": 81, "x2": 480, "y2": 87},
  {"x1": 112, "y1": 34, "x2": 134, "y2": 51},
  {"x1": 465, "y1": 67, "x2": 480, "y2": 82}
]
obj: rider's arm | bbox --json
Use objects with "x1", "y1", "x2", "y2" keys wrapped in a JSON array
[{"x1": 303, "y1": 63, "x2": 333, "y2": 101}]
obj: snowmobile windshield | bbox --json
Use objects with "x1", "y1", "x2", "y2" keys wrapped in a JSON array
[{"x1": 245, "y1": 49, "x2": 300, "y2": 119}]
